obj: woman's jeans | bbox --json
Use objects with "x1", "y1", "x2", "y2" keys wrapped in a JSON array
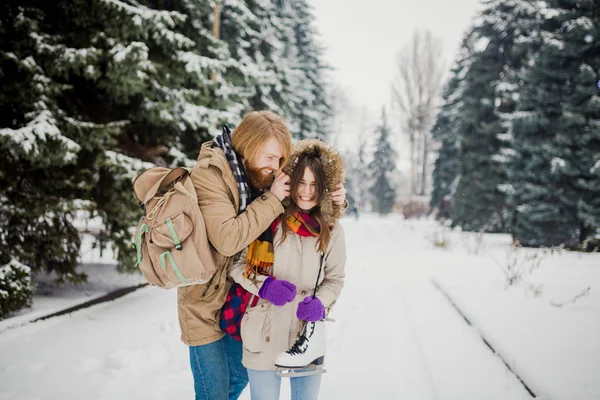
[
  {"x1": 247, "y1": 369, "x2": 322, "y2": 400},
  {"x1": 189, "y1": 334, "x2": 248, "y2": 400}
]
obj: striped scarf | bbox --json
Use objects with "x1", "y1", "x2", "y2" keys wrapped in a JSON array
[
  {"x1": 243, "y1": 220, "x2": 277, "y2": 280},
  {"x1": 243, "y1": 212, "x2": 320, "y2": 278},
  {"x1": 212, "y1": 125, "x2": 252, "y2": 213},
  {"x1": 286, "y1": 211, "x2": 321, "y2": 237}
]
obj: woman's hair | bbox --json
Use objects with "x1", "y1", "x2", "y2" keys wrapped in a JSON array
[
  {"x1": 279, "y1": 155, "x2": 331, "y2": 253},
  {"x1": 231, "y1": 111, "x2": 292, "y2": 169}
]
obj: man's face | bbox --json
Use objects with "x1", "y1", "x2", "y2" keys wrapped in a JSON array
[{"x1": 244, "y1": 136, "x2": 283, "y2": 190}]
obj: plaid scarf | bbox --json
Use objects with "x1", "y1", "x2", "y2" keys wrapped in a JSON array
[
  {"x1": 213, "y1": 125, "x2": 252, "y2": 213},
  {"x1": 285, "y1": 211, "x2": 321, "y2": 237}
]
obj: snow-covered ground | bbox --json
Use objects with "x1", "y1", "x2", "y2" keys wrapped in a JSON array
[
  {"x1": 0, "y1": 233, "x2": 144, "y2": 333},
  {"x1": 1, "y1": 215, "x2": 598, "y2": 400}
]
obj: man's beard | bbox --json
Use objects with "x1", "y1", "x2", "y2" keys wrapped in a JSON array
[{"x1": 244, "y1": 161, "x2": 275, "y2": 190}]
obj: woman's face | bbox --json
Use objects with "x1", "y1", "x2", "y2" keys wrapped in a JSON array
[{"x1": 294, "y1": 166, "x2": 318, "y2": 212}]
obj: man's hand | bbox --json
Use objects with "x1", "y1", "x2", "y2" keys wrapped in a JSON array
[
  {"x1": 269, "y1": 172, "x2": 290, "y2": 201},
  {"x1": 331, "y1": 183, "x2": 346, "y2": 206}
]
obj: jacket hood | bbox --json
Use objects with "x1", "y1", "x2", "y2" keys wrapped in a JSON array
[{"x1": 282, "y1": 139, "x2": 345, "y2": 227}]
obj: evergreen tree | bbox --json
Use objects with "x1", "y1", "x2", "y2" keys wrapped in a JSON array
[
  {"x1": 369, "y1": 109, "x2": 397, "y2": 214},
  {"x1": 341, "y1": 139, "x2": 369, "y2": 210},
  {"x1": 271, "y1": 0, "x2": 308, "y2": 127},
  {"x1": 449, "y1": 0, "x2": 539, "y2": 233},
  {"x1": 0, "y1": 0, "x2": 230, "y2": 284},
  {"x1": 430, "y1": 37, "x2": 472, "y2": 219},
  {"x1": 288, "y1": 0, "x2": 331, "y2": 139},
  {"x1": 219, "y1": 0, "x2": 276, "y2": 114},
  {"x1": 506, "y1": 0, "x2": 600, "y2": 247},
  {"x1": 0, "y1": 0, "x2": 335, "y2": 316},
  {"x1": 217, "y1": 0, "x2": 330, "y2": 139}
]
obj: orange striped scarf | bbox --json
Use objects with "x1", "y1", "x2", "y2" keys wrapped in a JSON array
[{"x1": 243, "y1": 212, "x2": 320, "y2": 279}]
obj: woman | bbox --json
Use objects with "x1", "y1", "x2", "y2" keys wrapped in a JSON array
[{"x1": 228, "y1": 139, "x2": 347, "y2": 400}]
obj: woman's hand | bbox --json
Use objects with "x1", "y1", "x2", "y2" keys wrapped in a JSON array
[
  {"x1": 296, "y1": 296, "x2": 325, "y2": 322},
  {"x1": 258, "y1": 276, "x2": 296, "y2": 306}
]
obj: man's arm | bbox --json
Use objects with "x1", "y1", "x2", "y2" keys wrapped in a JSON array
[
  {"x1": 227, "y1": 247, "x2": 267, "y2": 296},
  {"x1": 193, "y1": 165, "x2": 283, "y2": 257}
]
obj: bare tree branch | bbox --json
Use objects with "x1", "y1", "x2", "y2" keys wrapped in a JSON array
[{"x1": 391, "y1": 29, "x2": 445, "y2": 196}]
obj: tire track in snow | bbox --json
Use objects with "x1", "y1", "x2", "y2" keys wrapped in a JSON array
[{"x1": 430, "y1": 279, "x2": 537, "y2": 398}]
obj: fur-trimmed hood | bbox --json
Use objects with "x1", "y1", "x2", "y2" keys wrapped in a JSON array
[{"x1": 282, "y1": 139, "x2": 345, "y2": 227}]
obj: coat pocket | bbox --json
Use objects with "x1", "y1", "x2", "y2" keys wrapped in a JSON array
[
  {"x1": 147, "y1": 211, "x2": 209, "y2": 288},
  {"x1": 241, "y1": 305, "x2": 269, "y2": 354}
]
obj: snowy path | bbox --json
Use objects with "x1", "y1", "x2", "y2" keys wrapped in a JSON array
[
  {"x1": 1, "y1": 216, "x2": 532, "y2": 399},
  {"x1": 320, "y1": 217, "x2": 530, "y2": 400}
]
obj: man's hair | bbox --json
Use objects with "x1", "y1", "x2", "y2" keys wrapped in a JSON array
[{"x1": 232, "y1": 111, "x2": 292, "y2": 168}]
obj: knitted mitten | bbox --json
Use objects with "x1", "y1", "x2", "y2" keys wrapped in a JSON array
[{"x1": 258, "y1": 277, "x2": 296, "y2": 306}]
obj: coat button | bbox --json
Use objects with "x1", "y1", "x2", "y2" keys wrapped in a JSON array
[
  {"x1": 260, "y1": 194, "x2": 268, "y2": 201},
  {"x1": 266, "y1": 336, "x2": 270, "y2": 342},
  {"x1": 214, "y1": 284, "x2": 219, "y2": 290}
]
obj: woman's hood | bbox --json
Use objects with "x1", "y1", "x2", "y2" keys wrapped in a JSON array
[{"x1": 282, "y1": 139, "x2": 345, "y2": 227}]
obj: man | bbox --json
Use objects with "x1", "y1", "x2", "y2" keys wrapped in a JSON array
[{"x1": 178, "y1": 111, "x2": 346, "y2": 400}]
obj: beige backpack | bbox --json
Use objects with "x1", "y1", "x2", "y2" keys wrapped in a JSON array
[{"x1": 132, "y1": 167, "x2": 216, "y2": 289}]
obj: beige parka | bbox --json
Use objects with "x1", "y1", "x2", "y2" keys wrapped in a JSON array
[{"x1": 230, "y1": 140, "x2": 347, "y2": 371}]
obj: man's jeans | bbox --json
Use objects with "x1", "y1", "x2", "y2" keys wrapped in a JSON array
[
  {"x1": 247, "y1": 369, "x2": 322, "y2": 400},
  {"x1": 189, "y1": 334, "x2": 248, "y2": 400}
]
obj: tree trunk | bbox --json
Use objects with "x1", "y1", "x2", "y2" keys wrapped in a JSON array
[
  {"x1": 409, "y1": 130, "x2": 417, "y2": 196},
  {"x1": 420, "y1": 132, "x2": 429, "y2": 196},
  {"x1": 210, "y1": 1, "x2": 221, "y2": 83}
]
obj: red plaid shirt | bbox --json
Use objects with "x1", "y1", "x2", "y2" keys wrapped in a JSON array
[
  {"x1": 220, "y1": 283, "x2": 259, "y2": 341},
  {"x1": 219, "y1": 220, "x2": 280, "y2": 341}
]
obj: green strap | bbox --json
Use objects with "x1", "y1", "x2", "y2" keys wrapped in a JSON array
[
  {"x1": 135, "y1": 224, "x2": 149, "y2": 267},
  {"x1": 165, "y1": 217, "x2": 182, "y2": 250},
  {"x1": 160, "y1": 251, "x2": 188, "y2": 283}
]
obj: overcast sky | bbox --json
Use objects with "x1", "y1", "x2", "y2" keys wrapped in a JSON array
[{"x1": 309, "y1": 0, "x2": 483, "y2": 157}]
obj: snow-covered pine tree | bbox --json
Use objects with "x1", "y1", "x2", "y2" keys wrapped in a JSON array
[
  {"x1": 246, "y1": 0, "x2": 301, "y2": 118},
  {"x1": 0, "y1": 260, "x2": 35, "y2": 318},
  {"x1": 430, "y1": 36, "x2": 472, "y2": 220},
  {"x1": 1, "y1": 3, "x2": 96, "y2": 285},
  {"x1": 0, "y1": 0, "x2": 335, "y2": 315},
  {"x1": 506, "y1": 0, "x2": 600, "y2": 247},
  {"x1": 219, "y1": 0, "x2": 275, "y2": 113},
  {"x1": 270, "y1": 0, "x2": 307, "y2": 130},
  {"x1": 450, "y1": 0, "x2": 539, "y2": 233},
  {"x1": 369, "y1": 109, "x2": 397, "y2": 214},
  {"x1": 0, "y1": 0, "x2": 232, "y2": 288},
  {"x1": 169, "y1": 0, "x2": 248, "y2": 158},
  {"x1": 287, "y1": 0, "x2": 331, "y2": 140},
  {"x1": 340, "y1": 137, "x2": 370, "y2": 211}
]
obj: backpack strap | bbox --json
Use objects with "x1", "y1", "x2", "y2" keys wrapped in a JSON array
[{"x1": 143, "y1": 167, "x2": 189, "y2": 204}]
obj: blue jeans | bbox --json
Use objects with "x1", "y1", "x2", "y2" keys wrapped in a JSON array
[
  {"x1": 189, "y1": 334, "x2": 248, "y2": 400},
  {"x1": 247, "y1": 369, "x2": 322, "y2": 400}
]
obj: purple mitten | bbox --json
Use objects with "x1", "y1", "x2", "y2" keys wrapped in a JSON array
[
  {"x1": 296, "y1": 296, "x2": 325, "y2": 322},
  {"x1": 258, "y1": 276, "x2": 296, "y2": 306}
]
